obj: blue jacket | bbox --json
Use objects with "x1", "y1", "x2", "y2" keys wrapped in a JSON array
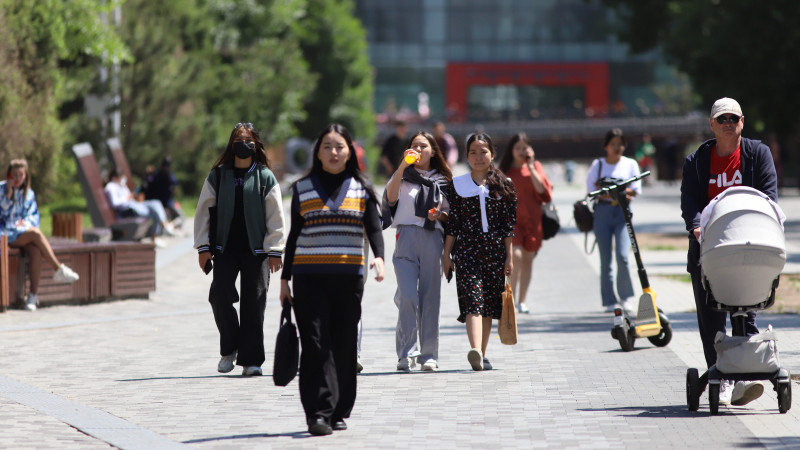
[{"x1": 680, "y1": 137, "x2": 777, "y2": 233}]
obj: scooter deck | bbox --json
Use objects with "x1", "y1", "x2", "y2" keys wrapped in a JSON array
[{"x1": 635, "y1": 291, "x2": 661, "y2": 337}]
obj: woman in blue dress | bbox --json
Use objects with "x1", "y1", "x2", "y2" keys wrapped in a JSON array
[{"x1": 0, "y1": 159, "x2": 80, "y2": 311}]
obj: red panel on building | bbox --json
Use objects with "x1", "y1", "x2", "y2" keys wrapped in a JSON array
[{"x1": 445, "y1": 62, "x2": 610, "y2": 120}]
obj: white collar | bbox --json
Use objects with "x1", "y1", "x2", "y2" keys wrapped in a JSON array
[{"x1": 453, "y1": 173, "x2": 490, "y2": 232}]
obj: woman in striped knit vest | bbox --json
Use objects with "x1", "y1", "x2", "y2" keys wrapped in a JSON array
[{"x1": 280, "y1": 124, "x2": 385, "y2": 436}]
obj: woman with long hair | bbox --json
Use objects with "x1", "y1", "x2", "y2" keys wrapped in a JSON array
[
  {"x1": 280, "y1": 123, "x2": 385, "y2": 436},
  {"x1": 194, "y1": 122, "x2": 286, "y2": 376},
  {"x1": 585, "y1": 128, "x2": 641, "y2": 313},
  {"x1": 442, "y1": 133, "x2": 516, "y2": 371},
  {"x1": 382, "y1": 130, "x2": 453, "y2": 372},
  {"x1": 498, "y1": 132, "x2": 553, "y2": 314},
  {"x1": 0, "y1": 159, "x2": 80, "y2": 311}
]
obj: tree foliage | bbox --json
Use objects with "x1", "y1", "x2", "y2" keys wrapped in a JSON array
[
  {"x1": 600, "y1": 0, "x2": 800, "y2": 141},
  {"x1": 291, "y1": 0, "x2": 375, "y2": 142},
  {"x1": 0, "y1": 0, "x2": 129, "y2": 202}
]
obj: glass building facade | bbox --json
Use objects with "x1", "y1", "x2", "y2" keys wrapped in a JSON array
[{"x1": 354, "y1": 0, "x2": 679, "y2": 122}]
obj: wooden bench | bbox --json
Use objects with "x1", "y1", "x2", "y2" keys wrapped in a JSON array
[
  {"x1": 0, "y1": 235, "x2": 155, "y2": 310},
  {"x1": 72, "y1": 142, "x2": 151, "y2": 241}
]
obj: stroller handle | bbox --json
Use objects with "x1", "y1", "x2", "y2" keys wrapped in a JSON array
[{"x1": 587, "y1": 171, "x2": 650, "y2": 199}]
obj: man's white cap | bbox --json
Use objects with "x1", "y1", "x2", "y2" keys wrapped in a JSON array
[{"x1": 710, "y1": 97, "x2": 743, "y2": 118}]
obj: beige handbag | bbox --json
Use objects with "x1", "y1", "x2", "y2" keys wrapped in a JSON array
[{"x1": 498, "y1": 282, "x2": 518, "y2": 345}]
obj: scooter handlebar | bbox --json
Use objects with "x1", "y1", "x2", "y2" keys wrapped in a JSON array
[{"x1": 587, "y1": 171, "x2": 650, "y2": 199}]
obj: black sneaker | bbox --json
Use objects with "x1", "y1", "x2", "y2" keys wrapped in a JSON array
[{"x1": 309, "y1": 417, "x2": 332, "y2": 436}]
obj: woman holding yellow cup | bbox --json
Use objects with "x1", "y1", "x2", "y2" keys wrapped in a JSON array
[{"x1": 381, "y1": 131, "x2": 453, "y2": 372}]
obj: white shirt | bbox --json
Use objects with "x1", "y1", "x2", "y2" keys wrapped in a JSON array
[
  {"x1": 585, "y1": 156, "x2": 642, "y2": 195},
  {"x1": 104, "y1": 180, "x2": 133, "y2": 211},
  {"x1": 388, "y1": 169, "x2": 450, "y2": 231}
]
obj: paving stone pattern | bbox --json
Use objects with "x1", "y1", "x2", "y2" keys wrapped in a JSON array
[{"x1": 1, "y1": 171, "x2": 799, "y2": 449}]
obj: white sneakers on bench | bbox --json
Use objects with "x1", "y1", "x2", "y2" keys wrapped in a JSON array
[{"x1": 53, "y1": 264, "x2": 80, "y2": 284}]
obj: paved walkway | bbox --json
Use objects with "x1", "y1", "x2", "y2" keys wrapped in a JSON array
[{"x1": 1, "y1": 165, "x2": 799, "y2": 449}]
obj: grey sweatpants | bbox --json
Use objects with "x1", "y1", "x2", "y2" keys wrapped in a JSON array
[{"x1": 393, "y1": 225, "x2": 443, "y2": 364}]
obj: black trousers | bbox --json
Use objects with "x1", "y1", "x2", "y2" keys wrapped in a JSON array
[
  {"x1": 688, "y1": 238, "x2": 757, "y2": 368},
  {"x1": 208, "y1": 249, "x2": 269, "y2": 367},
  {"x1": 292, "y1": 274, "x2": 363, "y2": 425}
]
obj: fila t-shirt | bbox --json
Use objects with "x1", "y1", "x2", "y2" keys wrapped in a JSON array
[{"x1": 708, "y1": 144, "x2": 742, "y2": 200}]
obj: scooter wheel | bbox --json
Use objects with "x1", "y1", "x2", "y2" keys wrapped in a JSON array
[
  {"x1": 647, "y1": 313, "x2": 673, "y2": 347},
  {"x1": 686, "y1": 368, "x2": 700, "y2": 412},
  {"x1": 617, "y1": 323, "x2": 635, "y2": 352}
]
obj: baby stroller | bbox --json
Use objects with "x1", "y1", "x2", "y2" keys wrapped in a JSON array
[{"x1": 686, "y1": 186, "x2": 791, "y2": 414}]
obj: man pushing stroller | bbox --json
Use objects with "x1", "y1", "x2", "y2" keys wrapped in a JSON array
[{"x1": 680, "y1": 97, "x2": 778, "y2": 406}]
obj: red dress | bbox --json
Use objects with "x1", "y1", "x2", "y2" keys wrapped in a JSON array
[{"x1": 505, "y1": 161, "x2": 553, "y2": 252}]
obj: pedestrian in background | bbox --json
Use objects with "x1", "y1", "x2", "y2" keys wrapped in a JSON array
[
  {"x1": 681, "y1": 97, "x2": 776, "y2": 406},
  {"x1": 443, "y1": 133, "x2": 516, "y2": 371},
  {"x1": 585, "y1": 128, "x2": 641, "y2": 314},
  {"x1": 194, "y1": 122, "x2": 286, "y2": 377},
  {"x1": 433, "y1": 121, "x2": 459, "y2": 167},
  {"x1": 105, "y1": 168, "x2": 176, "y2": 246},
  {"x1": 280, "y1": 123, "x2": 385, "y2": 436},
  {"x1": 382, "y1": 130, "x2": 452, "y2": 372},
  {"x1": 498, "y1": 132, "x2": 553, "y2": 314},
  {"x1": 1, "y1": 159, "x2": 80, "y2": 311},
  {"x1": 379, "y1": 119, "x2": 409, "y2": 176},
  {"x1": 144, "y1": 156, "x2": 184, "y2": 227}
]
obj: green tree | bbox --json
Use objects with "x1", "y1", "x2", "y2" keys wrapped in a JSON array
[
  {"x1": 0, "y1": 0, "x2": 129, "y2": 202},
  {"x1": 116, "y1": 0, "x2": 315, "y2": 195},
  {"x1": 292, "y1": 0, "x2": 375, "y2": 142},
  {"x1": 600, "y1": 0, "x2": 800, "y2": 165}
]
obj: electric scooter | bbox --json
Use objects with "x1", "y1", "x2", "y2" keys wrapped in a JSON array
[{"x1": 587, "y1": 171, "x2": 672, "y2": 351}]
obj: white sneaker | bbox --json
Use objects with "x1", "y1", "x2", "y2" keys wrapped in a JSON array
[
  {"x1": 467, "y1": 348, "x2": 483, "y2": 371},
  {"x1": 396, "y1": 357, "x2": 416, "y2": 372},
  {"x1": 421, "y1": 360, "x2": 438, "y2": 372},
  {"x1": 718, "y1": 380, "x2": 733, "y2": 405},
  {"x1": 163, "y1": 223, "x2": 177, "y2": 237},
  {"x1": 53, "y1": 264, "x2": 80, "y2": 284},
  {"x1": 152, "y1": 238, "x2": 167, "y2": 248},
  {"x1": 621, "y1": 299, "x2": 635, "y2": 316},
  {"x1": 482, "y1": 358, "x2": 493, "y2": 371},
  {"x1": 242, "y1": 366, "x2": 262, "y2": 376},
  {"x1": 218, "y1": 352, "x2": 237, "y2": 373},
  {"x1": 731, "y1": 381, "x2": 764, "y2": 406},
  {"x1": 24, "y1": 293, "x2": 39, "y2": 311},
  {"x1": 603, "y1": 304, "x2": 616, "y2": 313},
  {"x1": 518, "y1": 302, "x2": 530, "y2": 314}
]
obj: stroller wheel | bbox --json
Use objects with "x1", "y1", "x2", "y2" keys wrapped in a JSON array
[
  {"x1": 708, "y1": 383, "x2": 720, "y2": 415},
  {"x1": 647, "y1": 313, "x2": 673, "y2": 347},
  {"x1": 777, "y1": 383, "x2": 791, "y2": 414},
  {"x1": 686, "y1": 368, "x2": 700, "y2": 412}
]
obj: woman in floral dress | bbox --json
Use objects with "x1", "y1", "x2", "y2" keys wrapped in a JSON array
[{"x1": 443, "y1": 133, "x2": 516, "y2": 371}]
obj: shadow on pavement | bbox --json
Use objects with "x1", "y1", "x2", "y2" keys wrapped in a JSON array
[
  {"x1": 183, "y1": 431, "x2": 310, "y2": 443},
  {"x1": 117, "y1": 375, "x2": 265, "y2": 382}
]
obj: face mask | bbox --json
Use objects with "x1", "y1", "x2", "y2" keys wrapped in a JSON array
[{"x1": 233, "y1": 141, "x2": 255, "y2": 159}]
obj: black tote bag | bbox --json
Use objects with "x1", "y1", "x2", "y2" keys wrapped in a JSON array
[{"x1": 273, "y1": 303, "x2": 299, "y2": 386}]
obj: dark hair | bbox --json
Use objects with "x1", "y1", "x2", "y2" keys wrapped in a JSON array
[
  {"x1": 211, "y1": 122, "x2": 271, "y2": 171},
  {"x1": 603, "y1": 128, "x2": 626, "y2": 148},
  {"x1": 465, "y1": 133, "x2": 515, "y2": 201},
  {"x1": 498, "y1": 132, "x2": 530, "y2": 173},
  {"x1": 304, "y1": 123, "x2": 377, "y2": 201},
  {"x1": 405, "y1": 131, "x2": 453, "y2": 182},
  {"x1": 6, "y1": 159, "x2": 30, "y2": 199}
]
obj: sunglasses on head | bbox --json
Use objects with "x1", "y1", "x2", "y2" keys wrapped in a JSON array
[
  {"x1": 234, "y1": 122, "x2": 254, "y2": 130},
  {"x1": 715, "y1": 114, "x2": 740, "y2": 124}
]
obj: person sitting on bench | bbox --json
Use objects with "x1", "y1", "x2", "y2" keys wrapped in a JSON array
[
  {"x1": 0, "y1": 159, "x2": 80, "y2": 311},
  {"x1": 104, "y1": 168, "x2": 175, "y2": 244}
]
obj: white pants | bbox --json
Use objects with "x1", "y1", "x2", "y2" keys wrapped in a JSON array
[{"x1": 393, "y1": 225, "x2": 443, "y2": 364}]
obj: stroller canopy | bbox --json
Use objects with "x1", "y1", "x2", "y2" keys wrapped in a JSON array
[{"x1": 700, "y1": 186, "x2": 786, "y2": 307}]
